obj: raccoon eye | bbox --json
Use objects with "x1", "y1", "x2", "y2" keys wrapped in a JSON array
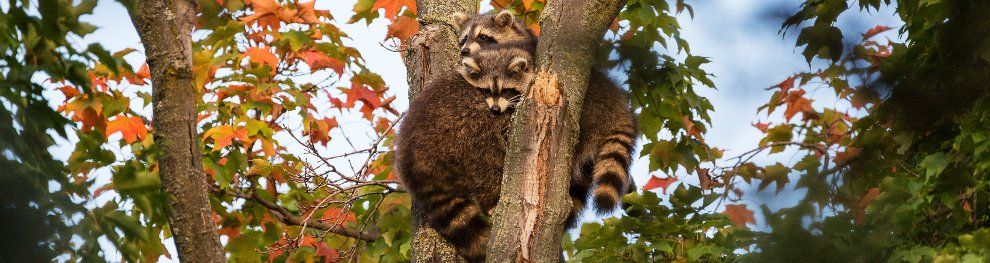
[
  {"x1": 477, "y1": 88, "x2": 491, "y2": 95},
  {"x1": 503, "y1": 89, "x2": 521, "y2": 98},
  {"x1": 478, "y1": 34, "x2": 494, "y2": 43},
  {"x1": 459, "y1": 37, "x2": 466, "y2": 45}
]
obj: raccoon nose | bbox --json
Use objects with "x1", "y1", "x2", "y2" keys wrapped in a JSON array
[
  {"x1": 490, "y1": 105, "x2": 502, "y2": 113},
  {"x1": 460, "y1": 48, "x2": 470, "y2": 56}
]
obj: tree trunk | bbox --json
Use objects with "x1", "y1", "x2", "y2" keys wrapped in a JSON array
[
  {"x1": 403, "y1": 0, "x2": 478, "y2": 262},
  {"x1": 487, "y1": 0, "x2": 625, "y2": 262},
  {"x1": 128, "y1": 0, "x2": 225, "y2": 262}
]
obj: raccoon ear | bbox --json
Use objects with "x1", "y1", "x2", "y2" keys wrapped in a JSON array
[
  {"x1": 461, "y1": 57, "x2": 481, "y2": 74},
  {"x1": 451, "y1": 12, "x2": 470, "y2": 27},
  {"x1": 494, "y1": 10, "x2": 514, "y2": 27},
  {"x1": 507, "y1": 56, "x2": 529, "y2": 73}
]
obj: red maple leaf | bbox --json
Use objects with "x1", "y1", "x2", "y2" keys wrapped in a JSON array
[
  {"x1": 203, "y1": 125, "x2": 249, "y2": 150},
  {"x1": 782, "y1": 89, "x2": 814, "y2": 122},
  {"x1": 386, "y1": 15, "x2": 419, "y2": 43},
  {"x1": 723, "y1": 204, "x2": 756, "y2": 227},
  {"x1": 343, "y1": 81, "x2": 381, "y2": 108},
  {"x1": 306, "y1": 117, "x2": 338, "y2": 146},
  {"x1": 643, "y1": 175, "x2": 678, "y2": 194},
  {"x1": 862, "y1": 25, "x2": 892, "y2": 40},
  {"x1": 57, "y1": 86, "x2": 79, "y2": 102},
  {"x1": 752, "y1": 122, "x2": 770, "y2": 133},
  {"x1": 298, "y1": 50, "x2": 345, "y2": 76},
  {"x1": 106, "y1": 115, "x2": 149, "y2": 144},
  {"x1": 372, "y1": 0, "x2": 417, "y2": 21},
  {"x1": 241, "y1": 47, "x2": 279, "y2": 74}
]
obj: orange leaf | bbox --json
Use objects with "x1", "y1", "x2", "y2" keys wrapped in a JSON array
[
  {"x1": 239, "y1": 0, "x2": 279, "y2": 26},
  {"x1": 344, "y1": 81, "x2": 381, "y2": 108},
  {"x1": 298, "y1": 50, "x2": 345, "y2": 76},
  {"x1": 862, "y1": 25, "x2": 892, "y2": 40},
  {"x1": 643, "y1": 175, "x2": 678, "y2": 194},
  {"x1": 106, "y1": 115, "x2": 149, "y2": 144},
  {"x1": 385, "y1": 15, "x2": 419, "y2": 44},
  {"x1": 315, "y1": 243, "x2": 340, "y2": 263},
  {"x1": 373, "y1": 0, "x2": 417, "y2": 20},
  {"x1": 697, "y1": 168, "x2": 715, "y2": 190},
  {"x1": 295, "y1": 1, "x2": 324, "y2": 24},
  {"x1": 723, "y1": 204, "x2": 755, "y2": 227},
  {"x1": 93, "y1": 183, "x2": 115, "y2": 198},
  {"x1": 854, "y1": 188, "x2": 880, "y2": 224},
  {"x1": 57, "y1": 86, "x2": 80, "y2": 102},
  {"x1": 136, "y1": 64, "x2": 150, "y2": 80},
  {"x1": 306, "y1": 117, "x2": 338, "y2": 146},
  {"x1": 528, "y1": 22, "x2": 541, "y2": 37},
  {"x1": 775, "y1": 76, "x2": 796, "y2": 95},
  {"x1": 782, "y1": 89, "x2": 814, "y2": 122},
  {"x1": 241, "y1": 47, "x2": 279, "y2": 74},
  {"x1": 752, "y1": 122, "x2": 770, "y2": 133},
  {"x1": 203, "y1": 125, "x2": 249, "y2": 151}
]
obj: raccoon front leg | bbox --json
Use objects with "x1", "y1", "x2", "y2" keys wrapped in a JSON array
[{"x1": 419, "y1": 192, "x2": 491, "y2": 262}]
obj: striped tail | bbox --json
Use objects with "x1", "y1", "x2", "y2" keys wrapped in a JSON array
[
  {"x1": 591, "y1": 131, "x2": 637, "y2": 214},
  {"x1": 421, "y1": 193, "x2": 491, "y2": 262}
]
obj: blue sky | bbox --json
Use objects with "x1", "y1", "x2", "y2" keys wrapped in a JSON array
[{"x1": 63, "y1": 0, "x2": 903, "y2": 260}]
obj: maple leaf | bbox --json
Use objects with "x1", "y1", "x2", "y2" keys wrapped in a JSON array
[
  {"x1": 862, "y1": 25, "x2": 892, "y2": 40},
  {"x1": 315, "y1": 243, "x2": 340, "y2": 263},
  {"x1": 372, "y1": 0, "x2": 417, "y2": 21},
  {"x1": 136, "y1": 63, "x2": 150, "y2": 79},
  {"x1": 203, "y1": 125, "x2": 249, "y2": 151},
  {"x1": 106, "y1": 115, "x2": 149, "y2": 144},
  {"x1": 723, "y1": 204, "x2": 756, "y2": 227},
  {"x1": 239, "y1": 0, "x2": 279, "y2": 27},
  {"x1": 752, "y1": 122, "x2": 770, "y2": 133},
  {"x1": 697, "y1": 168, "x2": 716, "y2": 190},
  {"x1": 298, "y1": 50, "x2": 345, "y2": 76},
  {"x1": 306, "y1": 117, "x2": 338, "y2": 146},
  {"x1": 343, "y1": 81, "x2": 381, "y2": 108},
  {"x1": 775, "y1": 76, "x2": 797, "y2": 95},
  {"x1": 528, "y1": 23, "x2": 541, "y2": 37},
  {"x1": 782, "y1": 89, "x2": 814, "y2": 122},
  {"x1": 60, "y1": 95, "x2": 106, "y2": 132},
  {"x1": 241, "y1": 47, "x2": 279, "y2": 74},
  {"x1": 854, "y1": 188, "x2": 880, "y2": 224},
  {"x1": 385, "y1": 15, "x2": 419, "y2": 43},
  {"x1": 643, "y1": 175, "x2": 678, "y2": 194},
  {"x1": 295, "y1": 1, "x2": 323, "y2": 24},
  {"x1": 57, "y1": 86, "x2": 80, "y2": 102}
]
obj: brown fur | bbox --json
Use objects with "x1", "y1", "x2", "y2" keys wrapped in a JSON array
[
  {"x1": 454, "y1": 12, "x2": 639, "y2": 227},
  {"x1": 394, "y1": 73, "x2": 511, "y2": 262}
]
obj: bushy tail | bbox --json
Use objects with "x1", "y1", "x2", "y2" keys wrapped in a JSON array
[
  {"x1": 421, "y1": 193, "x2": 490, "y2": 262},
  {"x1": 591, "y1": 130, "x2": 637, "y2": 214}
]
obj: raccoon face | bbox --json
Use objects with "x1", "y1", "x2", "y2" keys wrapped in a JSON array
[
  {"x1": 452, "y1": 10, "x2": 536, "y2": 57},
  {"x1": 458, "y1": 48, "x2": 535, "y2": 115}
]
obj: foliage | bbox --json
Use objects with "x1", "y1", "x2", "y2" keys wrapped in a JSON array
[
  {"x1": 728, "y1": 0, "x2": 990, "y2": 262},
  {"x1": 0, "y1": 0, "x2": 129, "y2": 260},
  {"x1": 51, "y1": 0, "x2": 407, "y2": 261},
  {"x1": 15, "y1": 0, "x2": 990, "y2": 261}
]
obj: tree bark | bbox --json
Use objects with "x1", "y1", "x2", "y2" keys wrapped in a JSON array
[
  {"x1": 403, "y1": 0, "x2": 478, "y2": 262},
  {"x1": 128, "y1": 0, "x2": 225, "y2": 262},
  {"x1": 487, "y1": 0, "x2": 625, "y2": 262}
]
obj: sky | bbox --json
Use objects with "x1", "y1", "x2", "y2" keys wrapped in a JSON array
[{"x1": 58, "y1": 0, "x2": 902, "y2": 261}]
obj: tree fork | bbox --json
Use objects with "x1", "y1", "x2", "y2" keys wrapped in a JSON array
[
  {"x1": 128, "y1": 0, "x2": 225, "y2": 262},
  {"x1": 403, "y1": 0, "x2": 478, "y2": 261},
  {"x1": 488, "y1": 0, "x2": 626, "y2": 262}
]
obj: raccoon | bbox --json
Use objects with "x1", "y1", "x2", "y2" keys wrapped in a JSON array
[
  {"x1": 453, "y1": 11, "x2": 639, "y2": 226},
  {"x1": 393, "y1": 45, "x2": 533, "y2": 262},
  {"x1": 452, "y1": 10, "x2": 536, "y2": 56}
]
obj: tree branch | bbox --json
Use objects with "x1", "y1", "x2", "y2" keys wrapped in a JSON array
[{"x1": 211, "y1": 186, "x2": 381, "y2": 241}]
